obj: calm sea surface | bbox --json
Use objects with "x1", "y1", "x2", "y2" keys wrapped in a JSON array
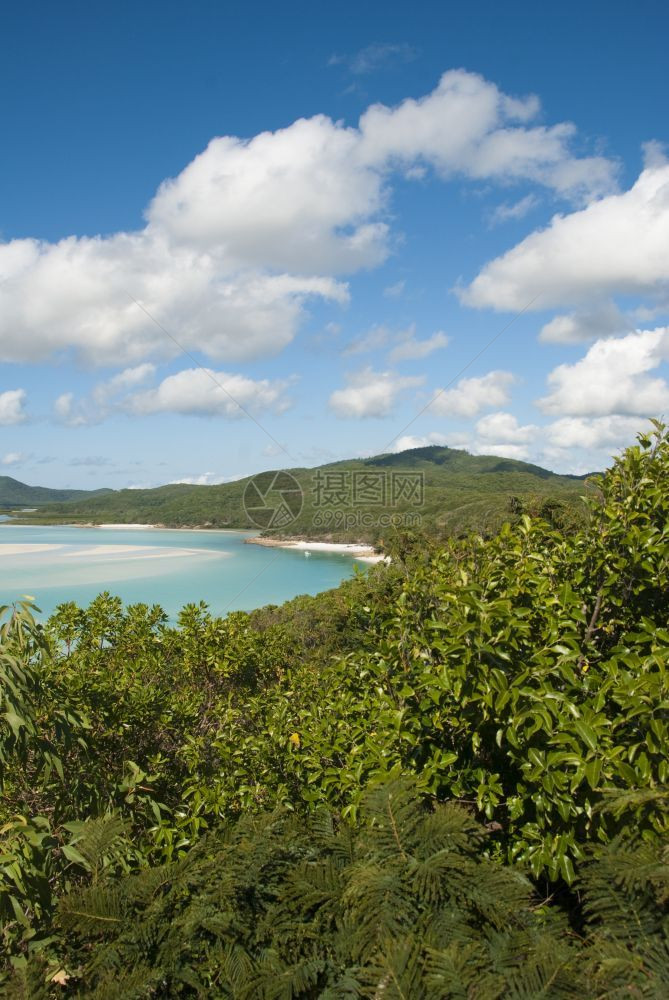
[{"x1": 0, "y1": 521, "x2": 363, "y2": 619}]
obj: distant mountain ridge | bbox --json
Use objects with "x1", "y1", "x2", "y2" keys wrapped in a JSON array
[
  {"x1": 4, "y1": 446, "x2": 595, "y2": 542},
  {"x1": 340, "y1": 445, "x2": 592, "y2": 479},
  {"x1": 0, "y1": 476, "x2": 112, "y2": 508}
]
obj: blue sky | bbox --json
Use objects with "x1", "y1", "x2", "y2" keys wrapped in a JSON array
[{"x1": 1, "y1": 0, "x2": 668, "y2": 488}]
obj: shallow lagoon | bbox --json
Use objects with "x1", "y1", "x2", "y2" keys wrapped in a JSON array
[{"x1": 0, "y1": 522, "x2": 362, "y2": 619}]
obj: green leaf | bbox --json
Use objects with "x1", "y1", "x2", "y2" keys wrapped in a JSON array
[
  {"x1": 62, "y1": 844, "x2": 90, "y2": 868},
  {"x1": 572, "y1": 720, "x2": 598, "y2": 752},
  {"x1": 584, "y1": 758, "x2": 602, "y2": 789}
]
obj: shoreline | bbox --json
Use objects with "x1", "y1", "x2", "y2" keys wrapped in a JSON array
[
  {"x1": 245, "y1": 536, "x2": 387, "y2": 563},
  {"x1": 1, "y1": 520, "x2": 257, "y2": 535},
  {"x1": 1, "y1": 521, "x2": 386, "y2": 561}
]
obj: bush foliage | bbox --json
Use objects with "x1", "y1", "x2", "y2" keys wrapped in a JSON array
[{"x1": 1, "y1": 424, "x2": 668, "y2": 995}]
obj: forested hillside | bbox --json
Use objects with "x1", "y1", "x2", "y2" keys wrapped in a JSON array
[
  {"x1": 0, "y1": 478, "x2": 111, "y2": 509},
  {"x1": 1, "y1": 426, "x2": 667, "y2": 997},
  {"x1": 9, "y1": 445, "x2": 590, "y2": 542}
]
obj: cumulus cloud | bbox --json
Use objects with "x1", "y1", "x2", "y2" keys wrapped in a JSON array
[
  {"x1": 147, "y1": 117, "x2": 389, "y2": 275},
  {"x1": 0, "y1": 235, "x2": 347, "y2": 365},
  {"x1": 388, "y1": 330, "x2": 449, "y2": 363},
  {"x1": 392, "y1": 431, "x2": 452, "y2": 452},
  {"x1": 538, "y1": 328, "x2": 669, "y2": 416},
  {"x1": 169, "y1": 472, "x2": 231, "y2": 485},
  {"x1": 127, "y1": 367, "x2": 294, "y2": 418},
  {"x1": 54, "y1": 392, "x2": 88, "y2": 427},
  {"x1": 357, "y1": 70, "x2": 616, "y2": 200},
  {"x1": 92, "y1": 363, "x2": 156, "y2": 404},
  {"x1": 474, "y1": 442, "x2": 532, "y2": 460},
  {"x1": 2, "y1": 451, "x2": 26, "y2": 465},
  {"x1": 544, "y1": 415, "x2": 646, "y2": 451},
  {"x1": 462, "y1": 156, "x2": 669, "y2": 312},
  {"x1": 539, "y1": 415, "x2": 653, "y2": 474},
  {"x1": 329, "y1": 368, "x2": 424, "y2": 418},
  {"x1": 54, "y1": 365, "x2": 156, "y2": 426},
  {"x1": 0, "y1": 388, "x2": 28, "y2": 425},
  {"x1": 0, "y1": 70, "x2": 617, "y2": 369},
  {"x1": 54, "y1": 365, "x2": 294, "y2": 424},
  {"x1": 539, "y1": 302, "x2": 630, "y2": 344},
  {"x1": 475, "y1": 410, "x2": 537, "y2": 444},
  {"x1": 465, "y1": 411, "x2": 538, "y2": 461},
  {"x1": 428, "y1": 370, "x2": 516, "y2": 418}
]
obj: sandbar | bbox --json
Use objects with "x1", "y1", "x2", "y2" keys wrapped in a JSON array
[{"x1": 0, "y1": 543, "x2": 65, "y2": 556}]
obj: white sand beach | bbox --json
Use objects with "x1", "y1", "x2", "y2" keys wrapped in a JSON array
[
  {"x1": 97, "y1": 523, "x2": 158, "y2": 529},
  {"x1": 246, "y1": 537, "x2": 387, "y2": 563}
]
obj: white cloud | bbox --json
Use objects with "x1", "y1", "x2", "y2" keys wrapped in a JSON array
[
  {"x1": 467, "y1": 411, "x2": 538, "y2": 461},
  {"x1": 358, "y1": 70, "x2": 616, "y2": 201},
  {"x1": 169, "y1": 472, "x2": 245, "y2": 485},
  {"x1": 127, "y1": 367, "x2": 294, "y2": 418},
  {"x1": 343, "y1": 324, "x2": 393, "y2": 356},
  {"x1": 539, "y1": 415, "x2": 652, "y2": 474},
  {"x1": 539, "y1": 302, "x2": 630, "y2": 344},
  {"x1": 0, "y1": 234, "x2": 347, "y2": 365},
  {"x1": 473, "y1": 442, "x2": 532, "y2": 460},
  {"x1": 489, "y1": 193, "x2": 540, "y2": 226},
  {"x1": 340, "y1": 42, "x2": 418, "y2": 76},
  {"x1": 538, "y1": 328, "x2": 669, "y2": 417},
  {"x1": 54, "y1": 392, "x2": 88, "y2": 427},
  {"x1": 0, "y1": 388, "x2": 27, "y2": 425},
  {"x1": 2, "y1": 451, "x2": 26, "y2": 465},
  {"x1": 54, "y1": 365, "x2": 294, "y2": 425},
  {"x1": 462, "y1": 157, "x2": 669, "y2": 312},
  {"x1": 0, "y1": 71, "x2": 618, "y2": 368},
  {"x1": 475, "y1": 410, "x2": 537, "y2": 443},
  {"x1": 383, "y1": 279, "x2": 405, "y2": 298},
  {"x1": 147, "y1": 117, "x2": 389, "y2": 275},
  {"x1": 170, "y1": 472, "x2": 225, "y2": 485},
  {"x1": 544, "y1": 415, "x2": 646, "y2": 450},
  {"x1": 392, "y1": 431, "x2": 452, "y2": 452},
  {"x1": 92, "y1": 363, "x2": 156, "y2": 403},
  {"x1": 329, "y1": 368, "x2": 424, "y2": 418},
  {"x1": 343, "y1": 324, "x2": 449, "y2": 362},
  {"x1": 388, "y1": 330, "x2": 449, "y2": 363},
  {"x1": 54, "y1": 365, "x2": 156, "y2": 426},
  {"x1": 428, "y1": 370, "x2": 516, "y2": 418}
]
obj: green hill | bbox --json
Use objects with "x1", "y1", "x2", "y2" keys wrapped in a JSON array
[
  {"x1": 0, "y1": 476, "x2": 112, "y2": 509},
  {"x1": 7, "y1": 445, "x2": 594, "y2": 542}
]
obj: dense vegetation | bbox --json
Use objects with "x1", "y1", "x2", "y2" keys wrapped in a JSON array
[
  {"x1": 1, "y1": 426, "x2": 667, "y2": 997},
  {"x1": 7, "y1": 446, "x2": 589, "y2": 542},
  {"x1": 0, "y1": 478, "x2": 110, "y2": 510}
]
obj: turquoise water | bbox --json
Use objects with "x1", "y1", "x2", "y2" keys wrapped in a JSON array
[{"x1": 0, "y1": 522, "x2": 363, "y2": 619}]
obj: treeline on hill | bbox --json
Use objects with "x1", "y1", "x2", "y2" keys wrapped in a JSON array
[
  {"x1": 1, "y1": 425, "x2": 667, "y2": 997},
  {"x1": 6, "y1": 446, "x2": 589, "y2": 543}
]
